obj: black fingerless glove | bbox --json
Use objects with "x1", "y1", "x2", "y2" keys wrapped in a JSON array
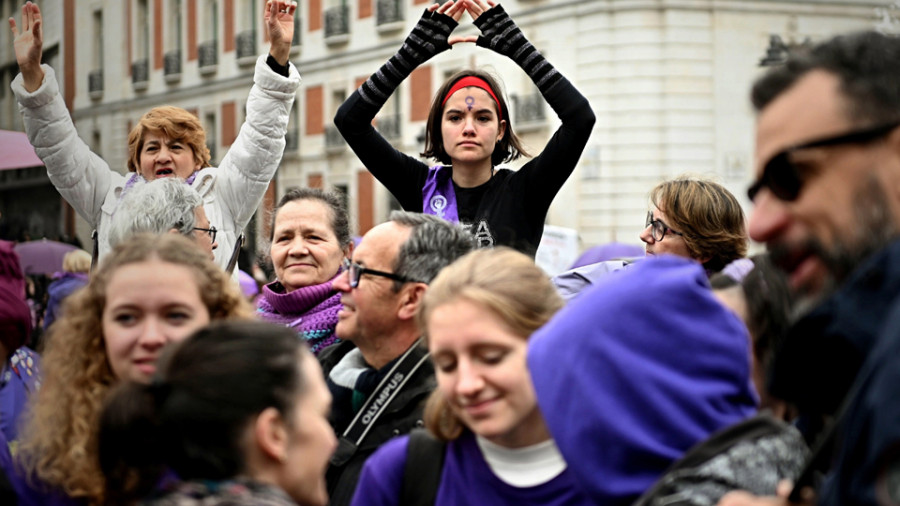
[
  {"x1": 358, "y1": 9, "x2": 457, "y2": 109},
  {"x1": 474, "y1": 5, "x2": 560, "y2": 93},
  {"x1": 402, "y1": 8, "x2": 458, "y2": 66}
]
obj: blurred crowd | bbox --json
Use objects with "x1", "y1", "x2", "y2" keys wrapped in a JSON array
[{"x1": 4, "y1": 0, "x2": 900, "y2": 505}]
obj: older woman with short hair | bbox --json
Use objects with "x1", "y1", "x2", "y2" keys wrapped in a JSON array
[
  {"x1": 108, "y1": 178, "x2": 218, "y2": 260},
  {"x1": 256, "y1": 188, "x2": 353, "y2": 355},
  {"x1": 641, "y1": 177, "x2": 748, "y2": 276}
]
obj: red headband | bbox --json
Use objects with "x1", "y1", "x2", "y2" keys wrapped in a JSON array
[{"x1": 441, "y1": 76, "x2": 503, "y2": 120}]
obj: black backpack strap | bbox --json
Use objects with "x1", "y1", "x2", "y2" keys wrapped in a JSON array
[
  {"x1": 400, "y1": 428, "x2": 446, "y2": 506},
  {"x1": 225, "y1": 233, "x2": 243, "y2": 275}
]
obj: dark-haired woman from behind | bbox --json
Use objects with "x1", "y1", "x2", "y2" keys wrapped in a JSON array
[{"x1": 99, "y1": 320, "x2": 336, "y2": 505}]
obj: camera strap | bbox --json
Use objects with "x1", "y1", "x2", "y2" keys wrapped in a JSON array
[{"x1": 330, "y1": 340, "x2": 430, "y2": 465}]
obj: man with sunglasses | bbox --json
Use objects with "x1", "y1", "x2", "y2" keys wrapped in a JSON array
[
  {"x1": 719, "y1": 31, "x2": 900, "y2": 506},
  {"x1": 317, "y1": 211, "x2": 473, "y2": 506}
]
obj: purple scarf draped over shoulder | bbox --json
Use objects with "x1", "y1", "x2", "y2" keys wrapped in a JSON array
[
  {"x1": 422, "y1": 165, "x2": 459, "y2": 223},
  {"x1": 256, "y1": 273, "x2": 342, "y2": 355}
]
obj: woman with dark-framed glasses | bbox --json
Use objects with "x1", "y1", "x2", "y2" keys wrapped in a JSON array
[
  {"x1": 641, "y1": 177, "x2": 748, "y2": 276},
  {"x1": 257, "y1": 188, "x2": 353, "y2": 356}
]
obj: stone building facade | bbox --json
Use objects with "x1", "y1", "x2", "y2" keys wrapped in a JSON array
[{"x1": 0, "y1": 0, "x2": 886, "y2": 253}]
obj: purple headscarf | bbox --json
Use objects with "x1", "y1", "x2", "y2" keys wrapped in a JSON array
[{"x1": 528, "y1": 255, "x2": 758, "y2": 505}]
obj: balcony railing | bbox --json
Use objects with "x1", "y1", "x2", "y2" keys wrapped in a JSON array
[
  {"x1": 377, "y1": 113, "x2": 401, "y2": 141},
  {"x1": 236, "y1": 29, "x2": 257, "y2": 61},
  {"x1": 512, "y1": 92, "x2": 546, "y2": 127},
  {"x1": 164, "y1": 49, "x2": 181, "y2": 80},
  {"x1": 324, "y1": 126, "x2": 346, "y2": 151},
  {"x1": 132, "y1": 59, "x2": 149, "y2": 90},
  {"x1": 88, "y1": 69, "x2": 103, "y2": 98},
  {"x1": 199, "y1": 40, "x2": 217, "y2": 71},
  {"x1": 324, "y1": 5, "x2": 349, "y2": 43},
  {"x1": 376, "y1": 0, "x2": 403, "y2": 27},
  {"x1": 285, "y1": 127, "x2": 299, "y2": 152}
]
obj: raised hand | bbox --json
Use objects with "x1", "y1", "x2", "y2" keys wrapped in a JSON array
[
  {"x1": 8, "y1": 1, "x2": 44, "y2": 92},
  {"x1": 462, "y1": 0, "x2": 496, "y2": 22},
  {"x1": 265, "y1": 0, "x2": 297, "y2": 65},
  {"x1": 430, "y1": 0, "x2": 466, "y2": 22},
  {"x1": 465, "y1": 0, "x2": 561, "y2": 92},
  {"x1": 468, "y1": 1, "x2": 529, "y2": 59},
  {"x1": 400, "y1": 0, "x2": 464, "y2": 65}
]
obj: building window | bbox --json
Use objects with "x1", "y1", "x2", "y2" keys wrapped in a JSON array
[
  {"x1": 285, "y1": 103, "x2": 300, "y2": 152},
  {"x1": 325, "y1": 89, "x2": 347, "y2": 151},
  {"x1": 91, "y1": 130, "x2": 102, "y2": 158},
  {"x1": 204, "y1": 112, "x2": 217, "y2": 165},
  {"x1": 324, "y1": 0, "x2": 349, "y2": 44},
  {"x1": 199, "y1": 0, "x2": 218, "y2": 71},
  {"x1": 133, "y1": 0, "x2": 150, "y2": 89},
  {"x1": 376, "y1": 0, "x2": 403, "y2": 30},
  {"x1": 236, "y1": 0, "x2": 258, "y2": 62},
  {"x1": 378, "y1": 96, "x2": 401, "y2": 141},
  {"x1": 164, "y1": 0, "x2": 183, "y2": 79},
  {"x1": 89, "y1": 9, "x2": 104, "y2": 98}
]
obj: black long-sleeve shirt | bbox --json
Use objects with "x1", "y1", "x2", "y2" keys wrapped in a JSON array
[{"x1": 335, "y1": 75, "x2": 595, "y2": 258}]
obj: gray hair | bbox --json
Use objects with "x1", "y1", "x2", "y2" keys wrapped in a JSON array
[
  {"x1": 752, "y1": 31, "x2": 900, "y2": 125},
  {"x1": 108, "y1": 178, "x2": 203, "y2": 247},
  {"x1": 388, "y1": 211, "x2": 476, "y2": 291},
  {"x1": 269, "y1": 187, "x2": 352, "y2": 249}
]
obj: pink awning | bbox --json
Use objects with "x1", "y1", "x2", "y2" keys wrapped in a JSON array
[{"x1": 0, "y1": 130, "x2": 43, "y2": 171}]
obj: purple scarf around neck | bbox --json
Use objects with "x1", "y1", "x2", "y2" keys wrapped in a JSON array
[
  {"x1": 256, "y1": 273, "x2": 342, "y2": 355},
  {"x1": 422, "y1": 165, "x2": 459, "y2": 223}
]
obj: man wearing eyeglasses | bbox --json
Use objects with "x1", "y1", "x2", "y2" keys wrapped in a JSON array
[
  {"x1": 317, "y1": 211, "x2": 474, "y2": 506},
  {"x1": 107, "y1": 178, "x2": 218, "y2": 260},
  {"x1": 719, "y1": 32, "x2": 900, "y2": 506}
]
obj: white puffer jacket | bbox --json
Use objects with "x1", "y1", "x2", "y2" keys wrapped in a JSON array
[{"x1": 12, "y1": 55, "x2": 301, "y2": 274}]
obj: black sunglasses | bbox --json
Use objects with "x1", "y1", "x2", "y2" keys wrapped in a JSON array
[
  {"x1": 342, "y1": 258, "x2": 419, "y2": 288},
  {"x1": 645, "y1": 211, "x2": 683, "y2": 242},
  {"x1": 193, "y1": 226, "x2": 217, "y2": 243},
  {"x1": 747, "y1": 121, "x2": 900, "y2": 202}
]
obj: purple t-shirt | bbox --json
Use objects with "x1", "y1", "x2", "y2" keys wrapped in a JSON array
[{"x1": 351, "y1": 431, "x2": 591, "y2": 505}]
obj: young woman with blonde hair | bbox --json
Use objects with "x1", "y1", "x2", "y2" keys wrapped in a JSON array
[
  {"x1": 350, "y1": 248, "x2": 590, "y2": 505},
  {"x1": 6, "y1": 234, "x2": 254, "y2": 505}
]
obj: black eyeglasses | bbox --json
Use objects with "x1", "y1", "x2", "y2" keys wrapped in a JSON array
[
  {"x1": 747, "y1": 121, "x2": 900, "y2": 202},
  {"x1": 342, "y1": 258, "x2": 419, "y2": 288},
  {"x1": 193, "y1": 226, "x2": 217, "y2": 243},
  {"x1": 645, "y1": 211, "x2": 683, "y2": 242}
]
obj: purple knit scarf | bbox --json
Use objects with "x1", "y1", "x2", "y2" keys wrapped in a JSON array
[
  {"x1": 422, "y1": 165, "x2": 459, "y2": 223},
  {"x1": 256, "y1": 273, "x2": 342, "y2": 355}
]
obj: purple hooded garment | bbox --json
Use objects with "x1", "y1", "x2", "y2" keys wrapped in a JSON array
[{"x1": 528, "y1": 255, "x2": 758, "y2": 506}]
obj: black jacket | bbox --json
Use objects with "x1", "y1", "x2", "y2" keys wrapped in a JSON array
[
  {"x1": 769, "y1": 239, "x2": 900, "y2": 505},
  {"x1": 318, "y1": 340, "x2": 436, "y2": 506}
]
